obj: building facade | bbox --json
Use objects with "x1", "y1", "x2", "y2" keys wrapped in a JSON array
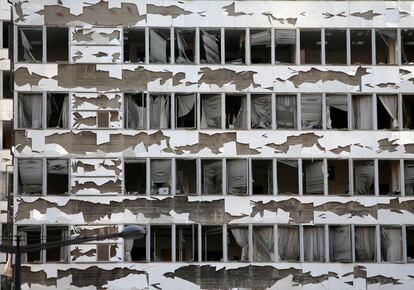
[{"x1": 10, "y1": 0, "x2": 414, "y2": 289}]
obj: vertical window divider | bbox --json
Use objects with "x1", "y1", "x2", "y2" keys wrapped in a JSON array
[
  {"x1": 273, "y1": 224, "x2": 278, "y2": 262},
  {"x1": 247, "y1": 93, "x2": 251, "y2": 130},
  {"x1": 196, "y1": 158, "x2": 202, "y2": 195},
  {"x1": 42, "y1": 224, "x2": 46, "y2": 263},
  {"x1": 402, "y1": 224, "x2": 408, "y2": 263},
  {"x1": 171, "y1": 224, "x2": 176, "y2": 262},
  {"x1": 221, "y1": 28, "x2": 225, "y2": 65},
  {"x1": 222, "y1": 224, "x2": 227, "y2": 262},
  {"x1": 146, "y1": 158, "x2": 151, "y2": 196},
  {"x1": 400, "y1": 159, "x2": 405, "y2": 196},
  {"x1": 322, "y1": 92, "x2": 327, "y2": 130},
  {"x1": 198, "y1": 224, "x2": 202, "y2": 262},
  {"x1": 145, "y1": 27, "x2": 149, "y2": 64},
  {"x1": 146, "y1": 224, "x2": 151, "y2": 262},
  {"x1": 273, "y1": 158, "x2": 278, "y2": 195},
  {"x1": 347, "y1": 92, "x2": 352, "y2": 129},
  {"x1": 297, "y1": 93, "x2": 301, "y2": 130},
  {"x1": 68, "y1": 157, "x2": 72, "y2": 195},
  {"x1": 42, "y1": 158, "x2": 47, "y2": 195},
  {"x1": 397, "y1": 28, "x2": 402, "y2": 65},
  {"x1": 398, "y1": 93, "x2": 403, "y2": 130},
  {"x1": 171, "y1": 158, "x2": 176, "y2": 196},
  {"x1": 296, "y1": 28, "x2": 300, "y2": 65},
  {"x1": 171, "y1": 93, "x2": 176, "y2": 129},
  {"x1": 248, "y1": 158, "x2": 253, "y2": 196},
  {"x1": 346, "y1": 28, "x2": 351, "y2": 65},
  {"x1": 245, "y1": 28, "x2": 250, "y2": 65},
  {"x1": 351, "y1": 224, "x2": 356, "y2": 263},
  {"x1": 349, "y1": 158, "x2": 354, "y2": 196},
  {"x1": 170, "y1": 27, "x2": 174, "y2": 64},
  {"x1": 13, "y1": 25, "x2": 17, "y2": 65},
  {"x1": 321, "y1": 28, "x2": 326, "y2": 65},
  {"x1": 222, "y1": 158, "x2": 227, "y2": 195},
  {"x1": 371, "y1": 28, "x2": 376, "y2": 65},
  {"x1": 299, "y1": 225, "x2": 304, "y2": 262},
  {"x1": 146, "y1": 93, "x2": 150, "y2": 129},
  {"x1": 376, "y1": 224, "x2": 381, "y2": 262},
  {"x1": 323, "y1": 158, "x2": 328, "y2": 196},
  {"x1": 271, "y1": 28, "x2": 275, "y2": 65},
  {"x1": 374, "y1": 159, "x2": 379, "y2": 196},
  {"x1": 372, "y1": 93, "x2": 377, "y2": 130},
  {"x1": 42, "y1": 91, "x2": 47, "y2": 129},
  {"x1": 196, "y1": 92, "x2": 201, "y2": 129},
  {"x1": 248, "y1": 224, "x2": 253, "y2": 262},
  {"x1": 271, "y1": 93, "x2": 276, "y2": 130},
  {"x1": 221, "y1": 93, "x2": 226, "y2": 129},
  {"x1": 324, "y1": 224, "x2": 329, "y2": 262},
  {"x1": 42, "y1": 26, "x2": 47, "y2": 63},
  {"x1": 298, "y1": 158, "x2": 303, "y2": 195},
  {"x1": 195, "y1": 28, "x2": 200, "y2": 64}
]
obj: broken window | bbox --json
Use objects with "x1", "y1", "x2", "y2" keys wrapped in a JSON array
[
  {"x1": 47, "y1": 93, "x2": 69, "y2": 128},
  {"x1": 226, "y1": 94, "x2": 247, "y2": 129},
  {"x1": 150, "y1": 159, "x2": 171, "y2": 195},
  {"x1": 225, "y1": 29, "x2": 245, "y2": 64},
  {"x1": 175, "y1": 29, "x2": 195, "y2": 64},
  {"x1": 377, "y1": 95, "x2": 399, "y2": 129},
  {"x1": 125, "y1": 93, "x2": 147, "y2": 129},
  {"x1": 355, "y1": 226, "x2": 376, "y2": 262},
  {"x1": 325, "y1": 29, "x2": 347, "y2": 64},
  {"x1": 276, "y1": 95, "x2": 296, "y2": 129},
  {"x1": 252, "y1": 226, "x2": 274, "y2": 262},
  {"x1": 274, "y1": 29, "x2": 296, "y2": 64},
  {"x1": 2, "y1": 120, "x2": 12, "y2": 149},
  {"x1": 227, "y1": 226, "x2": 248, "y2": 261},
  {"x1": 46, "y1": 27, "x2": 68, "y2": 62},
  {"x1": 401, "y1": 29, "x2": 414, "y2": 64},
  {"x1": 123, "y1": 28, "x2": 145, "y2": 63},
  {"x1": 407, "y1": 227, "x2": 414, "y2": 262},
  {"x1": 200, "y1": 29, "x2": 221, "y2": 64},
  {"x1": 176, "y1": 93, "x2": 196, "y2": 129},
  {"x1": 18, "y1": 159, "x2": 43, "y2": 195},
  {"x1": 150, "y1": 225, "x2": 171, "y2": 261},
  {"x1": 403, "y1": 95, "x2": 414, "y2": 129},
  {"x1": 2, "y1": 71, "x2": 12, "y2": 98},
  {"x1": 353, "y1": 160, "x2": 374, "y2": 195},
  {"x1": 303, "y1": 160, "x2": 324, "y2": 195},
  {"x1": 176, "y1": 225, "x2": 198, "y2": 262},
  {"x1": 18, "y1": 93, "x2": 43, "y2": 129},
  {"x1": 251, "y1": 94, "x2": 272, "y2": 129},
  {"x1": 252, "y1": 160, "x2": 273, "y2": 195},
  {"x1": 200, "y1": 94, "x2": 221, "y2": 129},
  {"x1": 226, "y1": 159, "x2": 248, "y2": 195},
  {"x1": 277, "y1": 160, "x2": 299, "y2": 195},
  {"x1": 176, "y1": 159, "x2": 197, "y2": 195},
  {"x1": 301, "y1": 94, "x2": 322, "y2": 129},
  {"x1": 150, "y1": 94, "x2": 171, "y2": 129},
  {"x1": 351, "y1": 30, "x2": 372, "y2": 64},
  {"x1": 328, "y1": 160, "x2": 349, "y2": 195},
  {"x1": 201, "y1": 159, "x2": 222, "y2": 195},
  {"x1": 46, "y1": 226, "x2": 68, "y2": 262},
  {"x1": 405, "y1": 161, "x2": 414, "y2": 196},
  {"x1": 149, "y1": 28, "x2": 171, "y2": 63},
  {"x1": 303, "y1": 226, "x2": 325, "y2": 262},
  {"x1": 378, "y1": 160, "x2": 400, "y2": 195},
  {"x1": 376, "y1": 30, "x2": 397, "y2": 65},
  {"x1": 250, "y1": 29, "x2": 271, "y2": 64},
  {"x1": 329, "y1": 225, "x2": 351, "y2": 262},
  {"x1": 352, "y1": 95, "x2": 373, "y2": 129},
  {"x1": 326, "y1": 94, "x2": 348, "y2": 129},
  {"x1": 125, "y1": 225, "x2": 147, "y2": 262},
  {"x1": 300, "y1": 30, "x2": 321, "y2": 64},
  {"x1": 278, "y1": 226, "x2": 299, "y2": 261},
  {"x1": 18, "y1": 27, "x2": 42, "y2": 62},
  {"x1": 380, "y1": 227, "x2": 402, "y2": 262},
  {"x1": 2, "y1": 21, "x2": 10, "y2": 48},
  {"x1": 125, "y1": 159, "x2": 147, "y2": 195},
  {"x1": 201, "y1": 226, "x2": 222, "y2": 261},
  {"x1": 17, "y1": 226, "x2": 42, "y2": 263},
  {"x1": 47, "y1": 159, "x2": 68, "y2": 195}
]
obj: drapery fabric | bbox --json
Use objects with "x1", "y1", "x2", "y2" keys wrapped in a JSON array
[
  {"x1": 354, "y1": 161, "x2": 374, "y2": 195},
  {"x1": 60, "y1": 229, "x2": 68, "y2": 261},
  {"x1": 150, "y1": 95, "x2": 170, "y2": 129},
  {"x1": 377, "y1": 30, "x2": 397, "y2": 64},
  {"x1": 326, "y1": 95, "x2": 347, "y2": 129},
  {"x1": 301, "y1": 95, "x2": 322, "y2": 129},
  {"x1": 353, "y1": 95, "x2": 372, "y2": 129},
  {"x1": 201, "y1": 31, "x2": 220, "y2": 63},
  {"x1": 151, "y1": 160, "x2": 171, "y2": 194},
  {"x1": 304, "y1": 161, "x2": 324, "y2": 194},
  {"x1": 47, "y1": 95, "x2": 69, "y2": 128},
  {"x1": 19, "y1": 230, "x2": 28, "y2": 263},
  {"x1": 233, "y1": 97, "x2": 248, "y2": 129},
  {"x1": 227, "y1": 159, "x2": 248, "y2": 195},
  {"x1": 150, "y1": 30, "x2": 167, "y2": 63},
  {"x1": 230, "y1": 227, "x2": 249, "y2": 261},
  {"x1": 203, "y1": 160, "x2": 222, "y2": 194},
  {"x1": 276, "y1": 95, "x2": 296, "y2": 128},
  {"x1": 329, "y1": 226, "x2": 351, "y2": 262},
  {"x1": 303, "y1": 227, "x2": 325, "y2": 261},
  {"x1": 18, "y1": 159, "x2": 43, "y2": 194},
  {"x1": 253, "y1": 226, "x2": 274, "y2": 262},
  {"x1": 390, "y1": 161, "x2": 401, "y2": 193},
  {"x1": 381, "y1": 228, "x2": 402, "y2": 262},
  {"x1": 379, "y1": 95, "x2": 399, "y2": 128},
  {"x1": 177, "y1": 94, "x2": 195, "y2": 118},
  {"x1": 251, "y1": 95, "x2": 272, "y2": 129},
  {"x1": 278, "y1": 227, "x2": 299, "y2": 261},
  {"x1": 20, "y1": 30, "x2": 37, "y2": 62},
  {"x1": 124, "y1": 238, "x2": 134, "y2": 262},
  {"x1": 47, "y1": 159, "x2": 68, "y2": 175},
  {"x1": 126, "y1": 94, "x2": 146, "y2": 129},
  {"x1": 201, "y1": 95, "x2": 221, "y2": 128},
  {"x1": 355, "y1": 226, "x2": 376, "y2": 261},
  {"x1": 18, "y1": 94, "x2": 42, "y2": 128},
  {"x1": 405, "y1": 161, "x2": 414, "y2": 195},
  {"x1": 250, "y1": 30, "x2": 271, "y2": 46},
  {"x1": 176, "y1": 31, "x2": 191, "y2": 64}
]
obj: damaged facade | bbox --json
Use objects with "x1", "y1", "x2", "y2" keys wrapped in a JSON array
[{"x1": 8, "y1": 0, "x2": 414, "y2": 289}]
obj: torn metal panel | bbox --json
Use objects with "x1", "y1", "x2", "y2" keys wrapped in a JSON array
[
  {"x1": 71, "y1": 27, "x2": 122, "y2": 46},
  {"x1": 71, "y1": 177, "x2": 122, "y2": 195},
  {"x1": 71, "y1": 92, "x2": 122, "y2": 110},
  {"x1": 71, "y1": 159, "x2": 122, "y2": 176},
  {"x1": 70, "y1": 46, "x2": 122, "y2": 63}
]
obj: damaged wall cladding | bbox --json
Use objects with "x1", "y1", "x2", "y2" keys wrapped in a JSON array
[{"x1": 11, "y1": 0, "x2": 414, "y2": 289}]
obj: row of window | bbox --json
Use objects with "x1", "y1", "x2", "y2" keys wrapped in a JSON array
[
  {"x1": 15, "y1": 224, "x2": 414, "y2": 264},
  {"x1": 16, "y1": 26, "x2": 414, "y2": 65},
  {"x1": 16, "y1": 158, "x2": 414, "y2": 196},
  {"x1": 16, "y1": 92, "x2": 414, "y2": 130}
]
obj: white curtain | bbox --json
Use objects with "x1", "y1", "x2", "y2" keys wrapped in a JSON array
[
  {"x1": 201, "y1": 95, "x2": 221, "y2": 128},
  {"x1": 18, "y1": 159, "x2": 43, "y2": 194},
  {"x1": 201, "y1": 31, "x2": 220, "y2": 63},
  {"x1": 233, "y1": 97, "x2": 248, "y2": 129},
  {"x1": 60, "y1": 229, "x2": 68, "y2": 261},
  {"x1": 18, "y1": 94, "x2": 42, "y2": 128},
  {"x1": 379, "y1": 95, "x2": 399, "y2": 128},
  {"x1": 126, "y1": 94, "x2": 146, "y2": 129},
  {"x1": 230, "y1": 227, "x2": 249, "y2": 261},
  {"x1": 251, "y1": 30, "x2": 271, "y2": 46},
  {"x1": 227, "y1": 159, "x2": 248, "y2": 195},
  {"x1": 276, "y1": 95, "x2": 296, "y2": 128},
  {"x1": 326, "y1": 95, "x2": 347, "y2": 129},
  {"x1": 353, "y1": 95, "x2": 372, "y2": 129},
  {"x1": 405, "y1": 161, "x2": 414, "y2": 195},
  {"x1": 150, "y1": 95, "x2": 170, "y2": 129},
  {"x1": 176, "y1": 31, "x2": 191, "y2": 64},
  {"x1": 381, "y1": 228, "x2": 402, "y2": 262},
  {"x1": 275, "y1": 29, "x2": 296, "y2": 45},
  {"x1": 355, "y1": 226, "x2": 376, "y2": 262},
  {"x1": 304, "y1": 227, "x2": 325, "y2": 262},
  {"x1": 278, "y1": 227, "x2": 299, "y2": 261},
  {"x1": 203, "y1": 160, "x2": 222, "y2": 194},
  {"x1": 329, "y1": 226, "x2": 351, "y2": 262},
  {"x1": 354, "y1": 161, "x2": 374, "y2": 195},
  {"x1": 151, "y1": 160, "x2": 171, "y2": 194},
  {"x1": 47, "y1": 94, "x2": 69, "y2": 128},
  {"x1": 253, "y1": 227, "x2": 274, "y2": 262},
  {"x1": 18, "y1": 230, "x2": 28, "y2": 263},
  {"x1": 304, "y1": 161, "x2": 324, "y2": 194},
  {"x1": 150, "y1": 30, "x2": 167, "y2": 63},
  {"x1": 20, "y1": 30, "x2": 37, "y2": 62},
  {"x1": 177, "y1": 94, "x2": 195, "y2": 118},
  {"x1": 390, "y1": 161, "x2": 401, "y2": 193},
  {"x1": 301, "y1": 95, "x2": 322, "y2": 129},
  {"x1": 251, "y1": 95, "x2": 272, "y2": 129},
  {"x1": 124, "y1": 238, "x2": 134, "y2": 262}
]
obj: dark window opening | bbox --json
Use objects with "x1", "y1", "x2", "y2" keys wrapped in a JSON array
[
  {"x1": 325, "y1": 29, "x2": 346, "y2": 64},
  {"x1": 47, "y1": 27, "x2": 68, "y2": 62},
  {"x1": 2, "y1": 71, "x2": 12, "y2": 98},
  {"x1": 125, "y1": 93, "x2": 147, "y2": 129},
  {"x1": 123, "y1": 28, "x2": 145, "y2": 63},
  {"x1": 226, "y1": 94, "x2": 247, "y2": 129},
  {"x1": 2, "y1": 21, "x2": 11, "y2": 49},
  {"x1": 227, "y1": 226, "x2": 248, "y2": 261},
  {"x1": 405, "y1": 161, "x2": 414, "y2": 196},
  {"x1": 175, "y1": 29, "x2": 195, "y2": 64},
  {"x1": 303, "y1": 160, "x2": 324, "y2": 195},
  {"x1": 200, "y1": 94, "x2": 221, "y2": 129},
  {"x1": 201, "y1": 159, "x2": 222, "y2": 195},
  {"x1": 377, "y1": 95, "x2": 399, "y2": 129},
  {"x1": 378, "y1": 160, "x2": 400, "y2": 195},
  {"x1": 274, "y1": 29, "x2": 296, "y2": 64},
  {"x1": 18, "y1": 93, "x2": 43, "y2": 129},
  {"x1": 329, "y1": 225, "x2": 351, "y2": 262},
  {"x1": 328, "y1": 160, "x2": 349, "y2": 195},
  {"x1": 149, "y1": 29, "x2": 171, "y2": 63},
  {"x1": 176, "y1": 159, "x2": 197, "y2": 195},
  {"x1": 277, "y1": 160, "x2": 298, "y2": 194},
  {"x1": 250, "y1": 29, "x2": 271, "y2": 64},
  {"x1": 151, "y1": 226, "x2": 171, "y2": 262},
  {"x1": 407, "y1": 226, "x2": 414, "y2": 262},
  {"x1": 376, "y1": 30, "x2": 397, "y2": 64},
  {"x1": 176, "y1": 94, "x2": 196, "y2": 128},
  {"x1": 354, "y1": 160, "x2": 374, "y2": 195},
  {"x1": 176, "y1": 225, "x2": 198, "y2": 262},
  {"x1": 402, "y1": 29, "x2": 414, "y2": 64},
  {"x1": 200, "y1": 29, "x2": 221, "y2": 64},
  {"x1": 278, "y1": 226, "x2": 299, "y2": 261},
  {"x1": 201, "y1": 226, "x2": 222, "y2": 261},
  {"x1": 129, "y1": 226, "x2": 146, "y2": 262},
  {"x1": 47, "y1": 159, "x2": 68, "y2": 195},
  {"x1": 380, "y1": 227, "x2": 402, "y2": 262},
  {"x1": 355, "y1": 226, "x2": 376, "y2": 262},
  {"x1": 351, "y1": 30, "x2": 372, "y2": 64},
  {"x1": 276, "y1": 95, "x2": 296, "y2": 129},
  {"x1": 18, "y1": 159, "x2": 43, "y2": 195},
  {"x1": 150, "y1": 159, "x2": 171, "y2": 195},
  {"x1": 326, "y1": 95, "x2": 348, "y2": 129},
  {"x1": 125, "y1": 160, "x2": 146, "y2": 195},
  {"x1": 18, "y1": 27, "x2": 42, "y2": 62},
  {"x1": 18, "y1": 226, "x2": 41, "y2": 263},
  {"x1": 251, "y1": 94, "x2": 272, "y2": 129},
  {"x1": 301, "y1": 94, "x2": 322, "y2": 129},
  {"x1": 300, "y1": 30, "x2": 321, "y2": 64},
  {"x1": 225, "y1": 29, "x2": 245, "y2": 64},
  {"x1": 47, "y1": 93, "x2": 68, "y2": 128},
  {"x1": 403, "y1": 95, "x2": 414, "y2": 129},
  {"x1": 2, "y1": 120, "x2": 12, "y2": 149},
  {"x1": 150, "y1": 94, "x2": 171, "y2": 129},
  {"x1": 252, "y1": 159, "x2": 272, "y2": 195},
  {"x1": 46, "y1": 226, "x2": 68, "y2": 262}
]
